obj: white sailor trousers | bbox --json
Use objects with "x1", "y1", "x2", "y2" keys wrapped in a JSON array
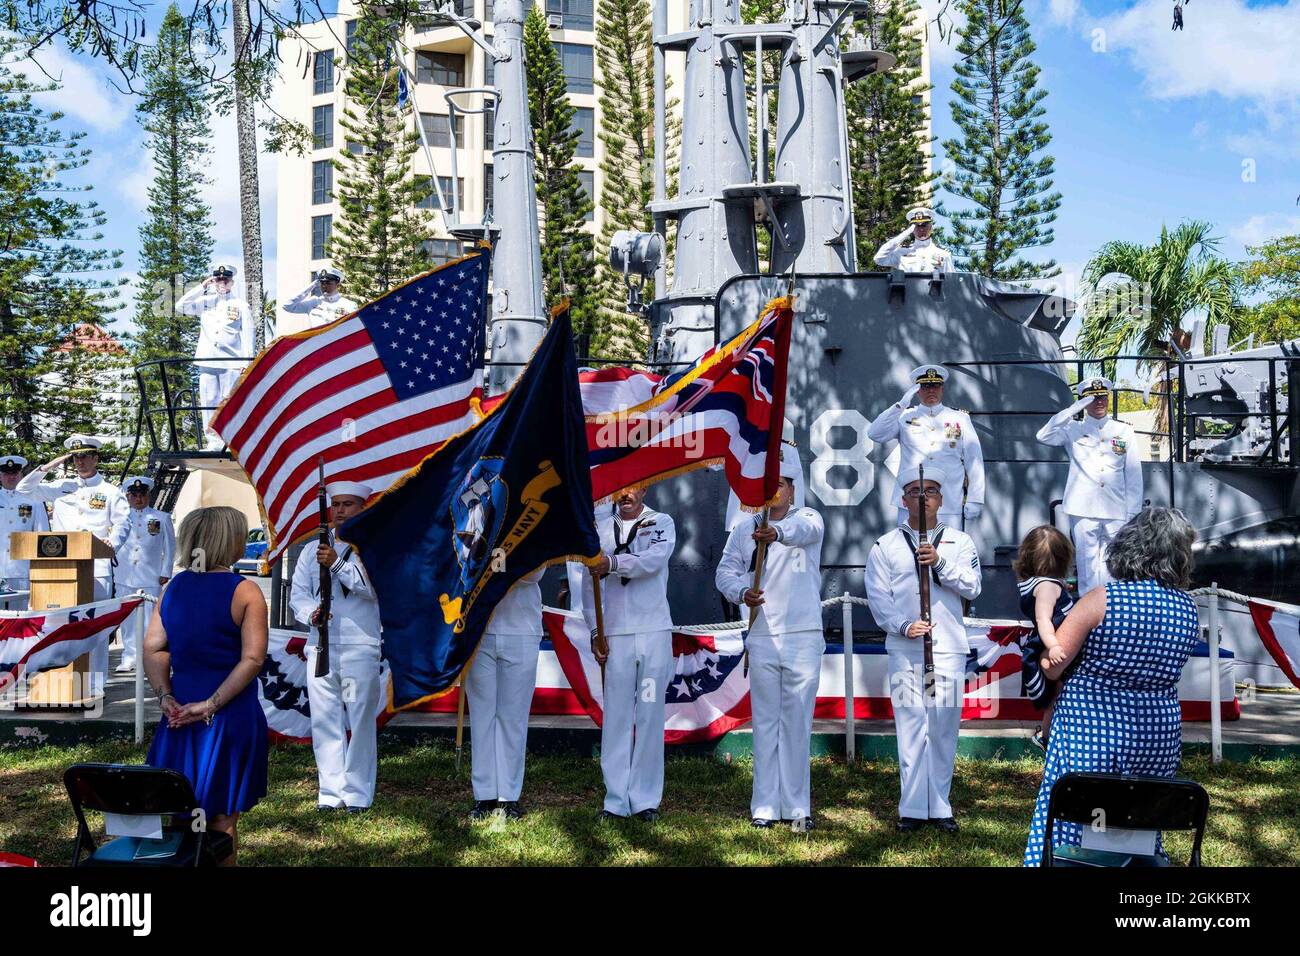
[
  {"x1": 600, "y1": 629, "x2": 674, "y2": 816},
  {"x1": 306, "y1": 642, "x2": 383, "y2": 808},
  {"x1": 747, "y1": 629, "x2": 824, "y2": 821},
  {"x1": 887, "y1": 647, "x2": 966, "y2": 820},
  {"x1": 116, "y1": 584, "x2": 161, "y2": 670},
  {"x1": 465, "y1": 631, "x2": 540, "y2": 802},
  {"x1": 1069, "y1": 516, "x2": 1124, "y2": 595},
  {"x1": 197, "y1": 367, "x2": 242, "y2": 436}
]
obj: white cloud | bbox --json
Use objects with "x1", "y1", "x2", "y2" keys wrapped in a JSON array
[
  {"x1": 1228, "y1": 214, "x2": 1300, "y2": 250},
  {"x1": 1087, "y1": 0, "x2": 1300, "y2": 104},
  {"x1": 1048, "y1": 0, "x2": 1080, "y2": 27},
  {"x1": 13, "y1": 42, "x2": 132, "y2": 133}
]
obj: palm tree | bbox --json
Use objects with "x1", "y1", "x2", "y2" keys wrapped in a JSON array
[{"x1": 1076, "y1": 220, "x2": 1238, "y2": 362}]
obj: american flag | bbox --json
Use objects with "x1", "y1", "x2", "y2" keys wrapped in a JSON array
[{"x1": 212, "y1": 249, "x2": 489, "y2": 562}]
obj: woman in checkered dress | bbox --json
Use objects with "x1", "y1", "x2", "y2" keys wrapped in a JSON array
[{"x1": 1023, "y1": 508, "x2": 1201, "y2": 866}]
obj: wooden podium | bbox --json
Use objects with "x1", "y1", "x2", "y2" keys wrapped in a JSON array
[{"x1": 9, "y1": 531, "x2": 114, "y2": 707}]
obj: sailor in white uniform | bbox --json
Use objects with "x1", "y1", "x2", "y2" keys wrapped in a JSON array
[
  {"x1": 290, "y1": 481, "x2": 384, "y2": 813},
  {"x1": 1, "y1": 454, "x2": 49, "y2": 609},
  {"x1": 465, "y1": 567, "x2": 544, "y2": 820},
  {"x1": 868, "y1": 364, "x2": 985, "y2": 534},
  {"x1": 873, "y1": 207, "x2": 954, "y2": 273},
  {"x1": 17, "y1": 435, "x2": 130, "y2": 677},
  {"x1": 864, "y1": 469, "x2": 981, "y2": 832},
  {"x1": 716, "y1": 451, "x2": 825, "y2": 829},
  {"x1": 114, "y1": 476, "x2": 175, "y2": 672},
  {"x1": 581, "y1": 486, "x2": 676, "y2": 821},
  {"x1": 177, "y1": 263, "x2": 255, "y2": 448},
  {"x1": 1036, "y1": 377, "x2": 1144, "y2": 593},
  {"x1": 282, "y1": 267, "x2": 357, "y2": 330}
]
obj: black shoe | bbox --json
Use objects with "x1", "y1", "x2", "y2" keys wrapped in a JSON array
[
  {"x1": 501, "y1": 801, "x2": 523, "y2": 820},
  {"x1": 896, "y1": 817, "x2": 925, "y2": 832},
  {"x1": 751, "y1": 817, "x2": 775, "y2": 829},
  {"x1": 791, "y1": 816, "x2": 816, "y2": 832},
  {"x1": 931, "y1": 817, "x2": 960, "y2": 833},
  {"x1": 635, "y1": 808, "x2": 660, "y2": 823},
  {"x1": 1030, "y1": 730, "x2": 1047, "y2": 752},
  {"x1": 345, "y1": 805, "x2": 370, "y2": 816},
  {"x1": 469, "y1": 800, "x2": 498, "y2": 821},
  {"x1": 596, "y1": 809, "x2": 624, "y2": 822}
]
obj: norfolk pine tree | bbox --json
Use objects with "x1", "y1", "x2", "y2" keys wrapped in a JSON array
[{"x1": 941, "y1": 0, "x2": 1061, "y2": 279}]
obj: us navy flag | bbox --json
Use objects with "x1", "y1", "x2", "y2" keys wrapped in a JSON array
[{"x1": 341, "y1": 305, "x2": 601, "y2": 710}]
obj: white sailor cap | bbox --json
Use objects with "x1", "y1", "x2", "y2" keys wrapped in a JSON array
[
  {"x1": 778, "y1": 445, "x2": 802, "y2": 482},
  {"x1": 326, "y1": 480, "x2": 374, "y2": 502},
  {"x1": 1078, "y1": 377, "x2": 1113, "y2": 398},
  {"x1": 0, "y1": 454, "x2": 26, "y2": 469},
  {"x1": 211, "y1": 263, "x2": 238, "y2": 279},
  {"x1": 63, "y1": 434, "x2": 103, "y2": 453},
  {"x1": 898, "y1": 466, "x2": 944, "y2": 495},
  {"x1": 124, "y1": 476, "x2": 155, "y2": 493},
  {"x1": 318, "y1": 266, "x2": 344, "y2": 283},
  {"x1": 910, "y1": 364, "x2": 949, "y2": 386},
  {"x1": 906, "y1": 207, "x2": 935, "y2": 225}
]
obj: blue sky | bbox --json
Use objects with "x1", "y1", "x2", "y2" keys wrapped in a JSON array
[{"x1": 16, "y1": 0, "x2": 1300, "y2": 346}]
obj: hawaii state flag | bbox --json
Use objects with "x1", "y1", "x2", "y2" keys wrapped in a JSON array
[
  {"x1": 0, "y1": 597, "x2": 142, "y2": 692},
  {"x1": 1248, "y1": 600, "x2": 1300, "y2": 689}
]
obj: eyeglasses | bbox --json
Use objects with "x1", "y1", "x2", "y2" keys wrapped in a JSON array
[{"x1": 904, "y1": 488, "x2": 942, "y2": 499}]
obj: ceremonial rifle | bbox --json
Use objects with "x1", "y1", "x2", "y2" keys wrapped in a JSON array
[
  {"x1": 314, "y1": 458, "x2": 331, "y2": 679},
  {"x1": 591, "y1": 570, "x2": 609, "y2": 687},
  {"x1": 916, "y1": 465, "x2": 935, "y2": 689}
]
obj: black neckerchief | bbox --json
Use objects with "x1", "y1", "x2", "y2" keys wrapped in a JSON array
[
  {"x1": 612, "y1": 510, "x2": 652, "y2": 586},
  {"x1": 901, "y1": 524, "x2": 945, "y2": 588}
]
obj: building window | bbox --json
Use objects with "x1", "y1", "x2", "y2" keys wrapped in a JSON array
[
  {"x1": 547, "y1": 0, "x2": 593, "y2": 30},
  {"x1": 555, "y1": 43, "x2": 593, "y2": 95},
  {"x1": 416, "y1": 51, "x2": 466, "y2": 86},
  {"x1": 345, "y1": 20, "x2": 356, "y2": 53},
  {"x1": 572, "y1": 107, "x2": 594, "y2": 158},
  {"x1": 578, "y1": 170, "x2": 594, "y2": 221},
  {"x1": 311, "y1": 214, "x2": 332, "y2": 260},
  {"x1": 483, "y1": 165, "x2": 494, "y2": 216},
  {"x1": 485, "y1": 0, "x2": 495, "y2": 22},
  {"x1": 421, "y1": 112, "x2": 464, "y2": 148},
  {"x1": 485, "y1": 54, "x2": 495, "y2": 88},
  {"x1": 313, "y1": 50, "x2": 335, "y2": 95},
  {"x1": 416, "y1": 176, "x2": 466, "y2": 211},
  {"x1": 312, "y1": 160, "x2": 333, "y2": 205},
  {"x1": 484, "y1": 104, "x2": 495, "y2": 151},
  {"x1": 345, "y1": 139, "x2": 367, "y2": 156},
  {"x1": 424, "y1": 238, "x2": 464, "y2": 266},
  {"x1": 312, "y1": 104, "x2": 334, "y2": 149}
]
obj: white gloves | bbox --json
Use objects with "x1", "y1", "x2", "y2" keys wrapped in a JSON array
[
  {"x1": 963, "y1": 503, "x2": 982, "y2": 521},
  {"x1": 901, "y1": 383, "x2": 921, "y2": 407}
]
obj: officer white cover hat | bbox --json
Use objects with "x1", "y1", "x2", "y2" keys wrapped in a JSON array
[
  {"x1": 1077, "y1": 376, "x2": 1113, "y2": 398},
  {"x1": 318, "y1": 266, "x2": 344, "y2": 283},
  {"x1": 326, "y1": 480, "x2": 373, "y2": 501},
  {"x1": 0, "y1": 454, "x2": 27, "y2": 469},
  {"x1": 211, "y1": 263, "x2": 238, "y2": 279},
  {"x1": 906, "y1": 207, "x2": 935, "y2": 225},
  {"x1": 124, "y1": 476, "x2": 155, "y2": 493},
  {"x1": 910, "y1": 364, "x2": 949, "y2": 386},
  {"x1": 778, "y1": 445, "x2": 802, "y2": 482},
  {"x1": 63, "y1": 434, "x2": 103, "y2": 453}
]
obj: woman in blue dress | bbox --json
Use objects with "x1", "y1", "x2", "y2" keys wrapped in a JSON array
[
  {"x1": 1023, "y1": 507, "x2": 1200, "y2": 866},
  {"x1": 145, "y1": 506, "x2": 269, "y2": 865}
]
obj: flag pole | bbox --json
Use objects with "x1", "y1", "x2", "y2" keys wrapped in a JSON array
[
  {"x1": 744, "y1": 506, "x2": 771, "y2": 677},
  {"x1": 455, "y1": 673, "x2": 467, "y2": 771},
  {"x1": 591, "y1": 571, "x2": 609, "y2": 688}
]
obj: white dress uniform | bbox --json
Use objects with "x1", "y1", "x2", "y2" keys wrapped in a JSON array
[
  {"x1": 868, "y1": 371, "x2": 985, "y2": 531},
  {"x1": 716, "y1": 493, "x2": 825, "y2": 823},
  {"x1": 115, "y1": 482, "x2": 175, "y2": 671},
  {"x1": 1036, "y1": 380, "x2": 1143, "y2": 594},
  {"x1": 864, "y1": 515, "x2": 981, "y2": 821},
  {"x1": 17, "y1": 446, "x2": 129, "y2": 678},
  {"x1": 466, "y1": 568, "x2": 544, "y2": 804},
  {"x1": 177, "y1": 275, "x2": 255, "y2": 444},
  {"x1": 873, "y1": 233, "x2": 954, "y2": 273},
  {"x1": 290, "y1": 516, "x2": 384, "y2": 810},
  {"x1": 1, "y1": 456, "x2": 50, "y2": 609},
  {"x1": 581, "y1": 503, "x2": 676, "y2": 816},
  {"x1": 282, "y1": 280, "x2": 358, "y2": 330}
]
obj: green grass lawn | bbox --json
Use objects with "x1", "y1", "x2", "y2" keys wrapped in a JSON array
[{"x1": 3, "y1": 740, "x2": 1297, "y2": 866}]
